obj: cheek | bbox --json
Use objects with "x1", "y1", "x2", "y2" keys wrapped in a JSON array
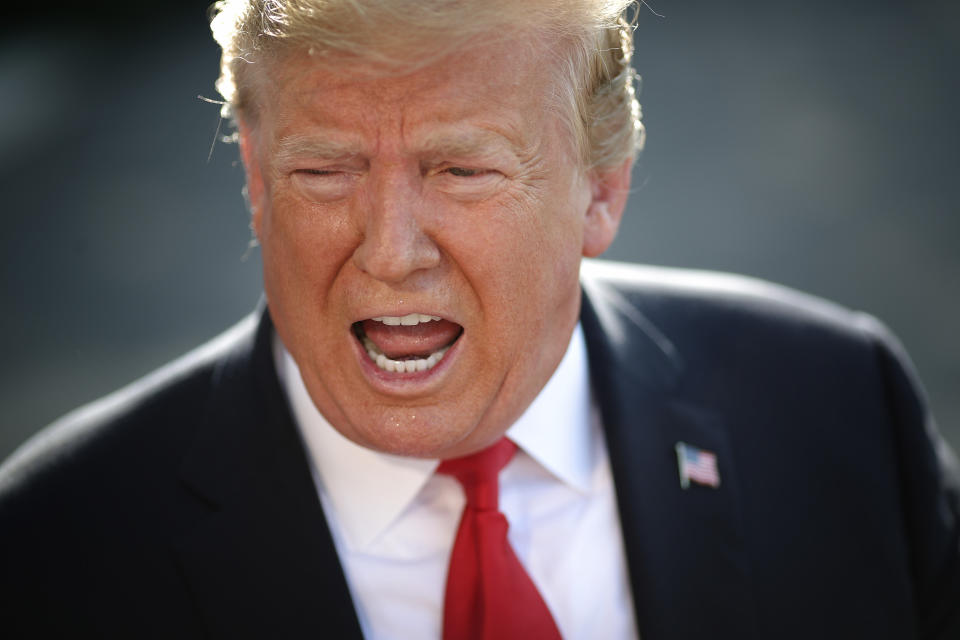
[
  {"x1": 444, "y1": 190, "x2": 583, "y2": 316},
  {"x1": 260, "y1": 193, "x2": 360, "y2": 305},
  {"x1": 518, "y1": 198, "x2": 585, "y2": 313}
]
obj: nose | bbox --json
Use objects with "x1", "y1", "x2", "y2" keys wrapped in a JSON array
[{"x1": 352, "y1": 170, "x2": 441, "y2": 284}]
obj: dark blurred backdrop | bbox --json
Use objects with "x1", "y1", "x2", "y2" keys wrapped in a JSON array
[{"x1": 1, "y1": 0, "x2": 957, "y2": 459}]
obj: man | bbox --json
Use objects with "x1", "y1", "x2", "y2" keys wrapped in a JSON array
[{"x1": 1, "y1": 0, "x2": 958, "y2": 638}]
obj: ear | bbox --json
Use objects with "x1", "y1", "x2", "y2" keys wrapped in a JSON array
[
  {"x1": 237, "y1": 119, "x2": 266, "y2": 239},
  {"x1": 582, "y1": 158, "x2": 632, "y2": 258}
]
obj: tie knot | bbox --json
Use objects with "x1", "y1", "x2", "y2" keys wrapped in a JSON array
[{"x1": 437, "y1": 437, "x2": 516, "y2": 511}]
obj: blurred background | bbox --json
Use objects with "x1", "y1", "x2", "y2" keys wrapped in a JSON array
[{"x1": 1, "y1": 0, "x2": 957, "y2": 459}]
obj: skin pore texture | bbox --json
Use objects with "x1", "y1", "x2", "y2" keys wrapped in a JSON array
[{"x1": 240, "y1": 36, "x2": 631, "y2": 459}]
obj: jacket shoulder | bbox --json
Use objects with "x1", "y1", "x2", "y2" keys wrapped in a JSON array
[
  {"x1": 579, "y1": 259, "x2": 926, "y2": 418},
  {"x1": 581, "y1": 259, "x2": 868, "y2": 333},
  {"x1": 0, "y1": 313, "x2": 259, "y2": 505},
  {"x1": 578, "y1": 259, "x2": 910, "y2": 375}
]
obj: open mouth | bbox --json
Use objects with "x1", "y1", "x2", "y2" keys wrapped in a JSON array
[{"x1": 353, "y1": 313, "x2": 463, "y2": 373}]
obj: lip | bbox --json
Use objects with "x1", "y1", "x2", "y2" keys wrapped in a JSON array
[{"x1": 349, "y1": 318, "x2": 463, "y2": 395}]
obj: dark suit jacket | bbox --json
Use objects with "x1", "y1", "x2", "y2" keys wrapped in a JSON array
[{"x1": 2, "y1": 260, "x2": 958, "y2": 639}]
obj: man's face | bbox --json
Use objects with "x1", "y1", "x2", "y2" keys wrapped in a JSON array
[{"x1": 241, "y1": 38, "x2": 627, "y2": 459}]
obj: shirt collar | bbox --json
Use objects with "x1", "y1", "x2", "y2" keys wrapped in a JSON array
[
  {"x1": 506, "y1": 323, "x2": 595, "y2": 494},
  {"x1": 274, "y1": 322, "x2": 594, "y2": 552}
]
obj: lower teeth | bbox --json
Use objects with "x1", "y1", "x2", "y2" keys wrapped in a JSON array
[{"x1": 362, "y1": 336, "x2": 449, "y2": 373}]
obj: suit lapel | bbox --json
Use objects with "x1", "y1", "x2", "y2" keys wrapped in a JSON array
[
  {"x1": 173, "y1": 309, "x2": 363, "y2": 639},
  {"x1": 581, "y1": 270, "x2": 759, "y2": 639}
]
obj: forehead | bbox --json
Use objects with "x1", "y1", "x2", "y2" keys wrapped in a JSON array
[{"x1": 256, "y1": 37, "x2": 567, "y2": 152}]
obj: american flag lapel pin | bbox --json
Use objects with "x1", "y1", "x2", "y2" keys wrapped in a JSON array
[{"x1": 675, "y1": 442, "x2": 721, "y2": 489}]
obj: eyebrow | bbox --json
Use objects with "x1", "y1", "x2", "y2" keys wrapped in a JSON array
[
  {"x1": 271, "y1": 126, "x2": 528, "y2": 167},
  {"x1": 272, "y1": 134, "x2": 363, "y2": 168},
  {"x1": 414, "y1": 128, "x2": 525, "y2": 160}
]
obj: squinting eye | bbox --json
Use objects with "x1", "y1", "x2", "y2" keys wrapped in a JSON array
[
  {"x1": 446, "y1": 167, "x2": 484, "y2": 178},
  {"x1": 290, "y1": 168, "x2": 356, "y2": 202}
]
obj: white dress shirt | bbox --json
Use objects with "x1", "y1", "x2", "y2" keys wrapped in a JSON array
[{"x1": 275, "y1": 323, "x2": 639, "y2": 640}]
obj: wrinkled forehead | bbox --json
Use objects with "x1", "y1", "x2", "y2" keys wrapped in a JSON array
[
  {"x1": 243, "y1": 28, "x2": 572, "y2": 124},
  {"x1": 247, "y1": 35, "x2": 578, "y2": 158}
]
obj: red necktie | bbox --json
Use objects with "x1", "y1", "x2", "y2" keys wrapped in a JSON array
[{"x1": 437, "y1": 438, "x2": 562, "y2": 640}]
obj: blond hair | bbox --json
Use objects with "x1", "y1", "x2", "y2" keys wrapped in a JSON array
[{"x1": 210, "y1": 0, "x2": 643, "y2": 169}]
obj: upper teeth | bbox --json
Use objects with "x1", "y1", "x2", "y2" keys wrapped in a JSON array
[{"x1": 372, "y1": 313, "x2": 442, "y2": 326}]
